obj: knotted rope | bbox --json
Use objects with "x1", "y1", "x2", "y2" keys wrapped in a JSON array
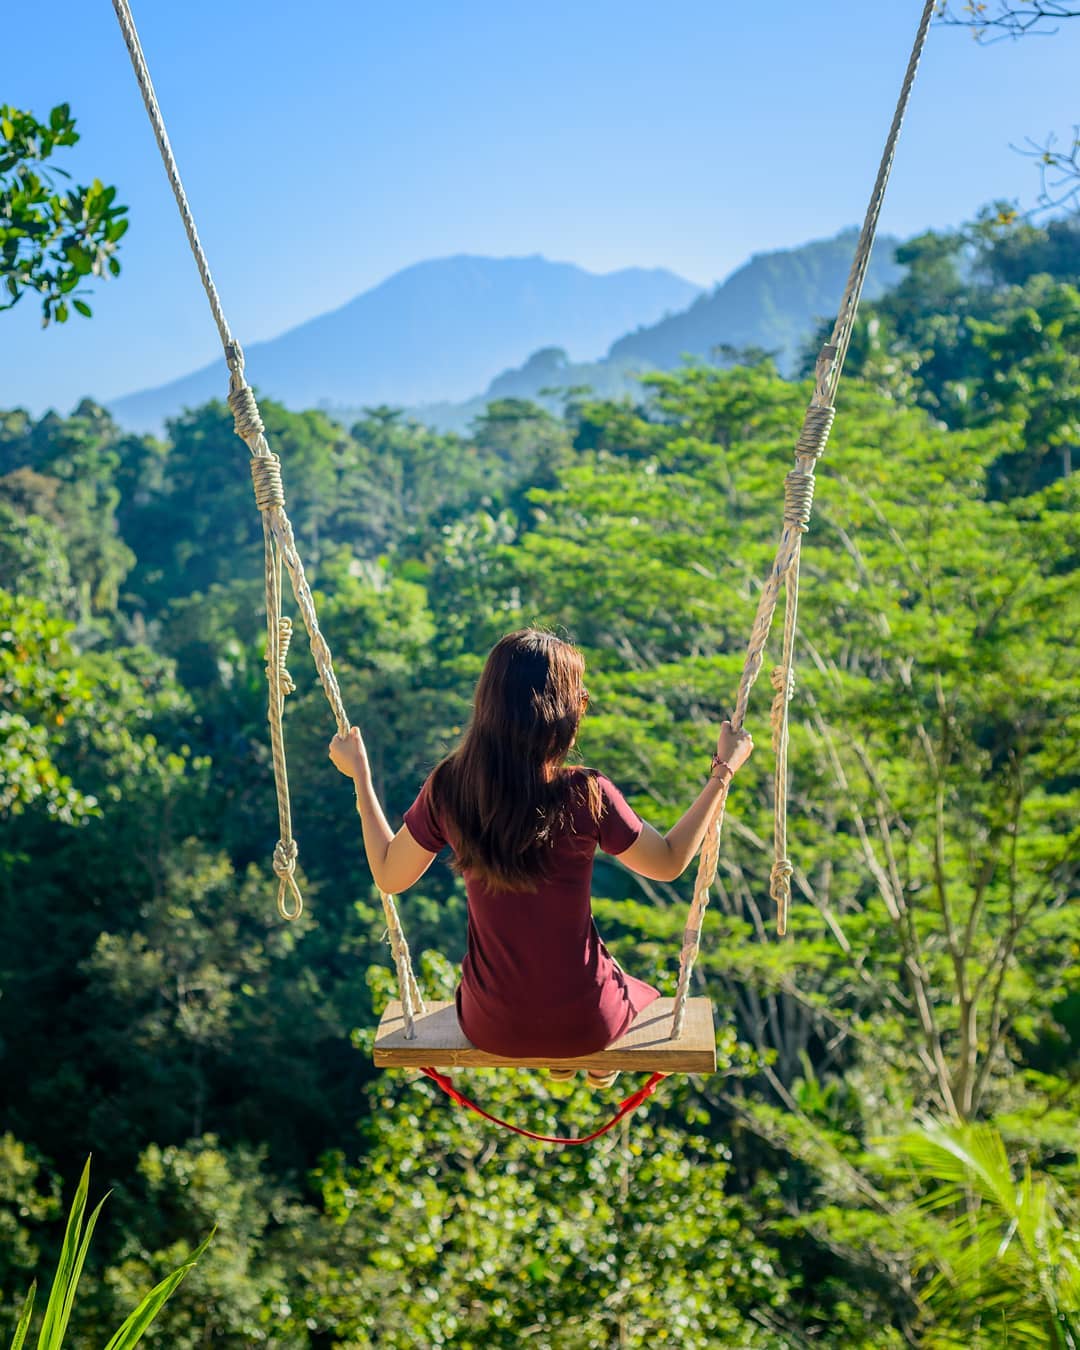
[
  {"x1": 111, "y1": 0, "x2": 424, "y2": 1032},
  {"x1": 671, "y1": 0, "x2": 936, "y2": 1034}
]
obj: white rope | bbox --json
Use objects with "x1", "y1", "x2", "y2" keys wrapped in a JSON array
[
  {"x1": 671, "y1": 0, "x2": 936, "y2": 1034},
  {"x1": 110, "y1": 0, "x2": 423, "y2": 1034}
]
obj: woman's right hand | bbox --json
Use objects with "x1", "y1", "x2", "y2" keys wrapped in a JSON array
[
  {"x1": 715, "y1": 720, "x2": 753, "y2": 774},
  {"x1": 329, "y1": 726, "x2": 370, "y2": 781}
]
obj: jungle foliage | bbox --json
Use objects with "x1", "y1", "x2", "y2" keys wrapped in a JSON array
[{"x1": 1, "y1": 215, "x2": 1078, "y2": 1347}]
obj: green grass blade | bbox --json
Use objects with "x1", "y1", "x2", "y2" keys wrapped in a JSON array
[
  {"x1": 101, "y1": 1231, "x2": 214, "y2": 1350},
  {"x1": 53, "y1": 1194, "x2": 109, "y2": 1344},
  {"x1": 36, "y1": 1157, "x2": 91, "y2": 1350},
  {"x1": 10, "y1": 1281, "x2": 36, "y2": 1350}
]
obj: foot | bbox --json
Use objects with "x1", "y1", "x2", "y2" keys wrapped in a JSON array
[
  {"x1": 586, "y1": 1069, "x2": 620, "y2": 1090},
  {"x1": 547, "y1": 1067, "x2": 577, "y2": 1082}
]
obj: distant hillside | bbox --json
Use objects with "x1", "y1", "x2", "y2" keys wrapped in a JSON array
[
  {"x1": 107, "y1": 256, "x2": 702, "y2": 433},
  {"x1": 609, "y1": 228, "x2": 903, "y2": 371},
  {"x1": 411, "y1": 229, "x2": 905, "y2": 432},
  {"x1": 402, "y1": 347, "x2": 639, "y2": 435}
]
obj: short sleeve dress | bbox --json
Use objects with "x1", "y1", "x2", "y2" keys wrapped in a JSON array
[{"x1": 403, "y1": 767, "x2": 661, "y2": 1058}]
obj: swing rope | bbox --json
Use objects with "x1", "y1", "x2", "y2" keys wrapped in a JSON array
[
  {"x1": 110, "y1": 0, "x2": 425, "y2": 1034},
  {"x1": 111, "y1": 0, "x2": 935, "y2": 1067},
  {"x1": 670, "y1": 0, "x2": 936, "y2": 1036}
]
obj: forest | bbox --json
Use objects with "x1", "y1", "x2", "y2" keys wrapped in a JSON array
[{"x1": 1, "y1": 207, "x2": 1078, "y2": 1346}]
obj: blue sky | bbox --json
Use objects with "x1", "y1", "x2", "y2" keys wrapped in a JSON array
[{"x1": 5, "y1": 1, "x2": 1079, "y2": 414}]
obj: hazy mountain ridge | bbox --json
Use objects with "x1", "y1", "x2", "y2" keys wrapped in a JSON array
[
  {"x1": 609, "y1": 228, "x2": 902, "y2": 370},
  {"x1": 108, "y1": 233, "x2": 905, "y2": 435},
  {"x1": 107, "y1": 256, "x2": 702, "y2": 433},
  {"x1": 401, "y1": 229, "x2": 905, "y2": 432}
]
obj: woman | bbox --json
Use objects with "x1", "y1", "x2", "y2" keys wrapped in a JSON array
[{"x1": 329, "y1": 629, "x2": 752, "y2": 1087}]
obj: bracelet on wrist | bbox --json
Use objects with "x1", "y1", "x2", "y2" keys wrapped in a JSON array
[{"x1": 709, "y1": 754, "x2": 735, "y2": 782}]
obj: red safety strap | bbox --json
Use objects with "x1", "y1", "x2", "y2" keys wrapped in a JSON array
[{"x1": 419, "y1": 1066, "x2": 669, "y2": 1145}]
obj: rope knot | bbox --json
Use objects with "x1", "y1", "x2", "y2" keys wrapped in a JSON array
[
  {"x1": 228, "y1": 380, "x2": 265, "y2": 441},
  {"x1": 250, "y1": 453, "x2": 286, "y2": 512},
  {"x1": 273, "y1": 836, "x2": 298, "y2": 877},
  {"x1": 783, "y1": 469, "x2": 816, "y2": 532},
  {"x1": 268, "y1": 615, "x2": 296, "y2": 696},
  {"x1": 272, "y1": 838, "x2": 303, "y2": 921},
  {"x1": 770, "y1": 665, "x2": 795, "y2": 699},
  {"x1": 795, "y1": 404, "x2": 835, "y2": 461},
  {"x1": 770, "y1": 857, "x2": 793, "y2": 937},
  {"x1": 770, "y1": 856, "x2": 793, "y2": 897}
]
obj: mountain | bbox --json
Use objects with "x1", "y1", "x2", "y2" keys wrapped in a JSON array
[
  {"x1": 608, "y1": 228, "x2": 903, "y2": 371},
  {"x1": 107, "y1": 256, "x2": 702, "y2": 433},
  {"x1": 412, "y1": 229, "x2": 906, "y2": 432}
]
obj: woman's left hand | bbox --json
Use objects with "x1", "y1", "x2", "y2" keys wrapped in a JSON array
[{"x1": 329, "y1": 727, "x2": 370, "y2": 780}]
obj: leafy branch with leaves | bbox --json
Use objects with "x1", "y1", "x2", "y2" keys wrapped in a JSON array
[{"x1": 0, "y1": 105, "x2": 127, "y2": 326}]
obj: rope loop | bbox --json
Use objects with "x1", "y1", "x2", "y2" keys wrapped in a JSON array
[
  {"x1": 273, "y1": 837, "x2": 303, "y2": 921},
  {"x1": 794, "y1": 404, "x2": 835, "y2": 461},
  {"x1": 229, "y1": 381, "x2": 266, "y2": 442},
  {"x1": 783, "y1": 469, "x2": 816, "y2": 532},
  {"x1": 250, "y1": 453, "x2": 286, "y2": 512}
]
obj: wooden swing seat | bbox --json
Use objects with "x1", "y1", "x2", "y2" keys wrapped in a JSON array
[{"x1": 373, "y1": 997, "x2": 716, "y2": 1072}]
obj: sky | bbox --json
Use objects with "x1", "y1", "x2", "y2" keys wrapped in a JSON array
[{"x1": 4, "y1": 1, "x2": 1079, "y2": 415}]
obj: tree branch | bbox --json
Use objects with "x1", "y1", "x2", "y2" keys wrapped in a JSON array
[
  {"x1": 1014, "y1": 126, "x2": 1080, "y2": 213},
  {"x1": 935, "y1": 1, "x2": 1080, "y2": 40}
]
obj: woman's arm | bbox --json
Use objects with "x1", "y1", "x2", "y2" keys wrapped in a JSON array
[
  {"x1": 329, "y1": 729, "x2": 437, "y2": 894},
  {"x1": 619, "y1": 721, "x2": 753, "y2": 883}
]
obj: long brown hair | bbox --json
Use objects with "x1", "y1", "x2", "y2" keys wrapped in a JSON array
[{"x1": 429, "y1": 629, "x2": 602, "y2": 891}]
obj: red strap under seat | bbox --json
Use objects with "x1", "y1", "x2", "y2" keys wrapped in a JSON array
[{"x1": 419, "y1": 1067, "x2": 669, "y2": 1145}]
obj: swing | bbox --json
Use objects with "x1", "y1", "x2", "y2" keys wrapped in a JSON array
[
  {"x1": 110, "y1": 0, "x2": 936, "y2": 1127},
  {"x1": 374, "y1": 997, "x2": 717, "y2": 1073}
]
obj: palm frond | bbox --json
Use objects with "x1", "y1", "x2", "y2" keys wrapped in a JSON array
[{"x1": 886, "y1": 1121, "x2": 1080, "y2": 1348}]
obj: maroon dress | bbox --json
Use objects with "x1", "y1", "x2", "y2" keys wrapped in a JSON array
[{"x1": 403, "y1": 768, "x2": 661, "y2": 1058}]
